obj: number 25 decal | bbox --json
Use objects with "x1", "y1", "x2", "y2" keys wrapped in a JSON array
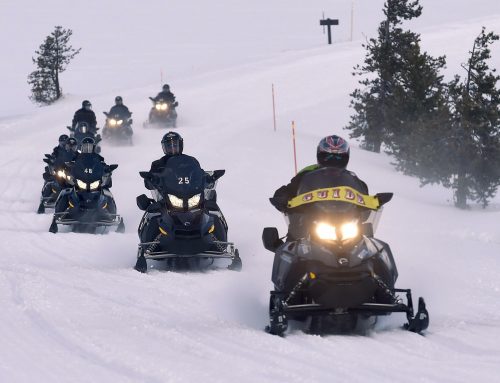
[{"x1": 178, "y1": 177, "x2": 190, "y2": 184}]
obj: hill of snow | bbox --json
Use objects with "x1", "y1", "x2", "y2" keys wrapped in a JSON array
[{"x1": 1, "y1": 1, "x2": 500, "y2": 382}]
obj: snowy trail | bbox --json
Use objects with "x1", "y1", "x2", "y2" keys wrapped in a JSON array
[{"x1": 1, "y1": 2, "x2": 500, "y2": 382}]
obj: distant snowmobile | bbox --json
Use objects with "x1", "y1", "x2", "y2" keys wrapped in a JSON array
[
  {"x1": 145, "y1": 97, "x2": 178, "y2": 128},
  {"x1": 263, "y1": 169, "x2": 429, "y2": 336},
  {"x1": 134, "y1": 154, "x2": 241, "y2": 272},
  {"x1": 49, "y1": 153, "x2": 124, "y2": 234},
  {"x1": 102, "y1": 111, "x2": 133, "y2": 145}
]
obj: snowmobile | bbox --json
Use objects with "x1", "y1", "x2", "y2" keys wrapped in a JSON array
[
  {"x1": 67, "y1": 122, "x2": 102, "y2": 154},
  {"x1": 37, "y1": 152, "x2": 74, "y2": 214},
  {"x1": 49, "y1": 153, "x2": 124, "y2": 234},
  {"x1": 134, "y1": 155, "x2": 241, "y2": 273},
  {"x1": 146, "y1": 97, "x2": 178, "y2": 128},
  {"x1": 102, "y1": 111, "x2": 133, "y2": 145},
  {"x1": 263, "y1": 171, "x2": 429, "y2": 336}
]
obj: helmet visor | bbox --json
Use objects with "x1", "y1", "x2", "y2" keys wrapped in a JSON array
[{"x1": 162, "y1": 139, "x2": 181, "y2": 155}]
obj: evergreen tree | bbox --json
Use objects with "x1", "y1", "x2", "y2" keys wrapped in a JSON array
[
  {"x1": 447, "y1": 28, "x2": 500, "y2": 208},
  {"x1": 345, "y1": 0, "x2": 447, "y2": 153},
  {"x1": 396, "y1": 28, "x2": 500, "y2": 208},
  {"x1": 28, "y1": 26, "x2": 81, "y2": 104}
]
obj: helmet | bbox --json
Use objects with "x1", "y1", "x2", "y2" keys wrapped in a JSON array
[
  {"x1": 66, "y1": 137, "x2": 78, "y2": 152},
  {"x1": 58, "y1": 134, "x2": 69, "y2": 147},
  {"x1": 161, "y1": 131, "x2": 183, "y2": 155},
  {"x1": 316, "y1": 135, "x2": 350, "y2": 169},
  {"x1": 162, "y1": 84, "x2": 170, "y2": 92},
  {"x1": 82, "y1": 100, "x2": 92, "y2": 110},
  {"x1": 115, "y1": 96, "x2": 123, "y2": 105},
  {"x1": 81, "y1": 137, "x2": 95, "y2": 154}
]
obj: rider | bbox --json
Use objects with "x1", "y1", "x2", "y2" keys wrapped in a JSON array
[
  {"x1": 72, "y1": 100, "x2": 97, "y2": 133},
  {"x1": 153, "y1": 84, "x2": 176, "y2": 103},
  {"x1": 145, "y1": 132, "x2": 190, "y2": 190},
  {"x1": 108, "y1": 96, "x2": 132, "y2": 119},
  {"x1": 270, "y1": 135, "x2": 368, "y2": 240},
  {"x1": 51, "y1": 134, "x2": 69, "y2": 157}
]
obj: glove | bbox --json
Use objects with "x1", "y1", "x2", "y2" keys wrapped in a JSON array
[{"x1": 269, "y1": 196, "x2": 288, "y2": 212}]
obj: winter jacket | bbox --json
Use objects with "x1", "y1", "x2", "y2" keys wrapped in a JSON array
[
  {"x1": 108, "y1": 104, "x2": 132, "y2": 119},
  {"x1": 72, "y1": 108, "x2": 97, "y2": 130},
  {"x1": 153, "y1": 91, "x2": 176, "y2": 103}
]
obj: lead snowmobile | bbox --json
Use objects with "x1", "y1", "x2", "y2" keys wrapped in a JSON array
[
  {"x1": 263, "y1": 170, "x2": 429, "y2": 336},
  {"x1": 49, "y1": 153, "x2": 124, "y2": 234},
  {"x1": 134, "y1": 154, "x2": 241, "y2": 273}
]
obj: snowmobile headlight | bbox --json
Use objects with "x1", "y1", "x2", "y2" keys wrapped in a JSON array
[
  {"x1": 109, "y1": 119, "x2": 117, "y2": 126},
  {"x1": 117, "y1": 119, "x2": 123, "y2": 125},
  {"x1": 89, "y1": 180, "x2": 100, "y2": 190},
  {"x1": 316, "y1": 223, "x2": 337, "y2": 241},
  {"x1": 160, "y1": 103, "x2": 168, "y2": 111},
  {"x1": 56, "y1": 170, "x2": 66, "y2": 179},
  {"x1": 155, "y1": 104, "x2": 162, "y2": 111},
  {"x1": 340, "y1": 221, "x2": 359, "y2": 241},
  {"x1": 76, "y1": 179, "x2": 87, "y2": 190},
  {"x1": 187, "y1": 194, "x2": 201, "y2": 209},
  {"x1": 168, "y1": 194, "x2": 184, "y2": 208}
]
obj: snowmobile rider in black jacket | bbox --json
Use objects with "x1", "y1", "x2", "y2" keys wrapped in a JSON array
[
  {"x1": 108, "y1": 96, "x2": 132, "y2": 119},
  {"x1": 51, "y1": 134, "x2": 70, "y2": 158},
  {"x1": 271, "y1": 135, "x2": 368, "y2": 240},
  {"x1": 145, "y1": 131, "x2": 187, "y2": 189},
  {"x1": 72, "y1": 100, "x2": 97, "y2": 133},
  {"x1": 153, "y1": 84, "x2": 176, "y2": 103}
]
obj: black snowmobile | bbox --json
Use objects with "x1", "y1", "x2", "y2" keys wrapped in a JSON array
[
  {"x1": 146, "y1": 97, "x2": 178, "y2": 128},
  {"x1": 102, "y1": 111, "x2": 133, "y2": 145},
  {"x1": 67, "y1": 122, "x2": 102, "y2": 153},
  {"x1": 134, "y1": 154, "x2": 241, "y2": 273},
  {"x1": 37, "y1": 151, "x2": 75, "y2": 214},
  {"x1": 49, "y1": 153, "x2": 124, "y2": 234},
  {"x1": 263, "y1": 170, "x2": 429, "y2": 336}
]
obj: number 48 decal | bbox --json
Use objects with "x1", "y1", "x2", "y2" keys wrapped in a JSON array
[
  {"x1": 84, "y1": 168, "x2": 93, "y2": 174},
  {"x1": 178, "y1": 177, "x2": 190, "y2": 184}
]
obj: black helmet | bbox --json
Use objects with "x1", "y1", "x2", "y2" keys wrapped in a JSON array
[
  {"x1": 58, "y1": 134, "x2": 69, "y2": 147},
  {"x1": 82, "y1": 100, "x2": 92, "y2": 110},
  {"x1": 115, "y1": 96, "x2": 123, "y2": 105},
  {"x1": 81, "y1": 137, "x2": 95, "y2": 154},
  {"x1": 162, "y1": 84, "x2": 170, "y2": 92},
  {"x1": 317, "y1": 135, "x2": 350, "y2": 169},
  {"x1": 161, "y1": 131, "x2": 183, "y2": 155},
  {"x1": 66, "y1": 137, "x2": 78, "y2": 152}
]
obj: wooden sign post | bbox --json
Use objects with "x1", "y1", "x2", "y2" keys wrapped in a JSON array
[{"x1": 319, "y1": 18, "x2": 339, "y2": 45}]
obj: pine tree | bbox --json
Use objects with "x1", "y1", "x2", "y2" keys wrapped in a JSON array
[
  {"x1": 448, "y1": 28, "x2": 500, "y2": 208},
  {"x1": 345, "y1": 0, "x2": 447, "y2": 153},
  {"x1": 28, "y1": 26, "x2": 81, "y2": 104},
  {"x1": 396, "y1": 28, "x2": 500, "y2": 208}
]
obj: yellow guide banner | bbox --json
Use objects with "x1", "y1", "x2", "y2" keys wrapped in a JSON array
[{"x1": 287, "y1": 186, "x2": 380, "y2": 210}]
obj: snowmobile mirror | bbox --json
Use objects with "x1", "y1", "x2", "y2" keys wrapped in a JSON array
[
  {"x1": 136, "y1": 194, "x2": 152, "y2": 211},
  {"x1": 43, "y1": 158, "x2": 51, "y2": 164},
  {"x1": 103, "y1": 111, "x2": 108, "y2": 116},
  {"x1": 129, "y1": 119, "x2": 133, "y2": 124},
  {"x1": 212, "y1": 170, "x2": 225, "y2": 181},
  {"x1": 139, "y1": 171, "x2": 150, "y2": 179},
  {"x1": 44, "y1": 154, "x2": 51, "y2": 158},
  {"x1": 66, "y1": 126, "x2": 74, "y2": 132},
  {"x1": 262, "y1": 227, "x2": 283, "y2": 252},
  {"x1": 375, "y1": 193, "x2": 393, "y2": 207},
  {"x1": 149, "y1": 97, "x2": 155, "y2": 102},
  {"x1": 174, "y1": 101, "x2": 179, "y2": 107},
  {"x1": 108, "y1": 164, "x2": 118, "y2": 171},
  {"x1": 361, "y1": 223, "x2": 374, "y2": 237}
]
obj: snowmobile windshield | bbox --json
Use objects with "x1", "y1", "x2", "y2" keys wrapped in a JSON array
[
  {"x1": 155, "y1": 155, "x2": 205, "y2": 199},
  {"x1": 71, "y1": 154, "x2": 105, "y2": 191}
]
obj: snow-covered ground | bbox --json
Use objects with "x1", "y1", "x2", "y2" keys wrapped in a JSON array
[{"x1": 1, "y1": 1, "x2": 500, "y2": 382}]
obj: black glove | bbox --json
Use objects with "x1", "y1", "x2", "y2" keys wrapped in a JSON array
[{"x1": 269, "y1": 196, "x2": 288, "y2": 212}]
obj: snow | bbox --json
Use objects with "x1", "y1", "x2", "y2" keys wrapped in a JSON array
[{"x1": 1, "y1": 0, "x2": 500, "y2": 382}]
